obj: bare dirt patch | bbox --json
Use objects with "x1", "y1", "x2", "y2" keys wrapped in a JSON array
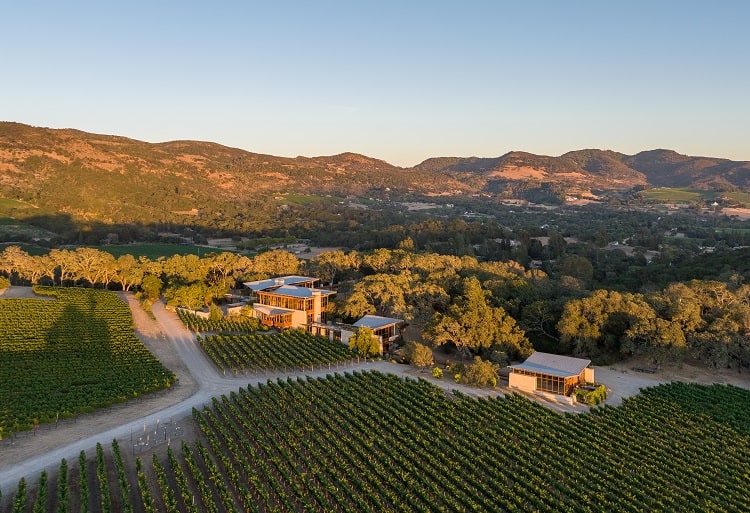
[
  {"x1": 490, "y1": 165, "x2": 546, "y2": 180},
  {"x1": 0, "y1": 285, "x2": 55, "y2": 299},
  {"x1": 389, "y1": 350, "x2": 750, "y2": 414},
  {"x1": 607, "y1": 356, "x2": 750, "y2": 388},
  {"x1": 722, "y1": 207, "x2": 750, "y2": 220},
  {"x1": 597, "y1": 356, "x2": 750, "y2": 406}
]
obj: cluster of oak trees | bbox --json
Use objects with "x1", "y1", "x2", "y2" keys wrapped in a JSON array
[
  {"x1": 558, "y1": 282, "x2": 750, "y2": 368},
  {"x1": 0, "y1": 246, "x2": 300, "y2": 309},
  {"x1": 1, "y1": 243, "x2": 748, "y2": 369}
]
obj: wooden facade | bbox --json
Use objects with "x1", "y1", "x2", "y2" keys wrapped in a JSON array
[
  {"x1": 509, "y1": 352, "x2": 593, "y2": 397},
  {"x1": 256, "y1": 289, "x2": 332, "y2": 324},
  {"x1": 510, "y1": 368, "x2": 581, "y2": 396},
  {"x1": 248, "y1": 277, "x2": 335, "y2": 329},
  {"x1": 352, "y1": 315, "x2": 404, "y2": 354}
]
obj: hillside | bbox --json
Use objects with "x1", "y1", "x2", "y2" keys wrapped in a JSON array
[
  {"x1": 417, "y1": 149, "x2": 750, "y2": 192},
  {"x1": 1, "y1": 122, "x2": 749, "y2": 230},
  {"x1": 0, "y1": 122, "x2": 467, "y2": 228}
]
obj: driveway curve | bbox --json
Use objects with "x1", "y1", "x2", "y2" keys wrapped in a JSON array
[{"x1": 0, "y1": 295, "x2": 404, "y2": 491}]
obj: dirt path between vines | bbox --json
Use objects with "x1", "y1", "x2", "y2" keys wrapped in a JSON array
[{"x1": 0, "y1": 292, "x2": 398, "y2": 491}]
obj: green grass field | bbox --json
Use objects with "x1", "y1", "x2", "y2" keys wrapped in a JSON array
[
  {"x1": 0, "y1": 198, "x2": 36, "y2": 210},
  {"x1": 641, "y1": 188, "x2": 750, "y2": 208},
  {"x1": 1, "y1": 243, "x2": 236, "y2": 260},
  {"x1": 723, "y1": 191, "x2": 750, "y2": 208},
  {"x1": 0, "y1": 243, "x2": 50, "y2": 256},
  {"x1": 641, "y1": 187, "x2": 714, "y2": 203},
  {"x1": 95, "y1": 243, "x2": 218, "y2": 259}
]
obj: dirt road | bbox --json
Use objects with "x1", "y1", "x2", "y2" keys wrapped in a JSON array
[{"x1": 0, "y1": 294, "x2": 399, "y2": 491}]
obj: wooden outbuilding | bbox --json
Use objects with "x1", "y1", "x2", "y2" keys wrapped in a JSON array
[{"x1": 509, "y1": 352, "x2": 594, "y2": 396}]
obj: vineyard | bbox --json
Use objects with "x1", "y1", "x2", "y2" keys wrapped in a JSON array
[
  {"x1": 198, "y1": 331, "x2": 358, "y2": 373},
  {"x1": 3, "y1": 373, "x2": 749, "y2": 512},
  {"x1": 176, "y1": 310, "x2": 263, "y2": 334},
  {"x1": 0, "y1": 287, "x2": 175, "y2": 439}
]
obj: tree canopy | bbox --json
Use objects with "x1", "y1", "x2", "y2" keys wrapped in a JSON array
[
  {"x1": 425, "y1": 277, "x2": 532, "y2": 360},
  {"x1": 348, "y1": 327, "x2": 380, "y2": 357}
]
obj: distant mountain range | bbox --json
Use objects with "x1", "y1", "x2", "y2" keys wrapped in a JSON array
[{"x1": 1, "y1": 122, "x2": 749, "y2": 225}]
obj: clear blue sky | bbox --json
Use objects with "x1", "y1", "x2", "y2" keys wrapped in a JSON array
[{"x1": 2, "y1": 1, "x2": 748, "y2": 166}]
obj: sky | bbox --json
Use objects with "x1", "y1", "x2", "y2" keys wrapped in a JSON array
[{"x1": 2, "y1": 1, "x2": 748, "y2": 167}]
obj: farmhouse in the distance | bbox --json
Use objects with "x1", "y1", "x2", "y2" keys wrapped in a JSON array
[{"x1": 508, "y1": 351, "x2": 594, "y2": 397}]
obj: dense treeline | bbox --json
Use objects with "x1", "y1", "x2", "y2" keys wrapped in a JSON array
[
  {"x1": 0, "y1": 246, "x2": 302, "y2": 309},
  {"x1": 558, "y1": 282, "x2": 750, "y2": 367},
  {"x1": 1, "y1": 243, "x2": 748, "y2": 369}
]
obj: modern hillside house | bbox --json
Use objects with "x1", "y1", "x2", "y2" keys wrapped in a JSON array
[
  {"x1": 509, "y1": 352, "x2": 594, "y2": 396},
  {"x1": 244, "y1": 276, "x2": 405, "y2": 354},
  {"x1": 244, "y1": 275, "x2": 318, "y2": 292},
  {"x1": 244, "y1": 276, "x2": 335, "y2": 329}
]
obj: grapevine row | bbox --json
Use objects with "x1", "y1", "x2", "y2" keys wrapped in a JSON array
[
  {"x1": 0, "y1": 287, "x2": 175, "y2": 437},
  {"x1": 5, "y1": 376, "x2": 750, "y2": 512},
  {"x1": 177, "y1": 309, "x2": 263, "y2": 334},
  {"x1": 198, "y1": 330, "x2": 357, "y2": 373}
]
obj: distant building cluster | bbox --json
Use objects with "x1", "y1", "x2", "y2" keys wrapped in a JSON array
[{"x1": 243, "y1": 275, "x2": 404, "y2": 354}]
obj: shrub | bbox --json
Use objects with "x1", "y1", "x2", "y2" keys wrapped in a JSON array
[
  {"x1": 209, "y1": 303, "x2": 223, "y2": 321},
  {"x1": 486, "y1": 349, "x2": 509, "y2": 367},
  {"x1": 0, "y1": 275, "x2": 10, "y2": 289},
  {"x1": 410, "y1": 342, "x2": 434, "y2": 368},
  {"x1": 464, "y1": 356, "x2": 500, "y2": 387},
  {"x1": 575, "y1": 384, "x2": 608, "y2": 405},
  {"x1": 349, "y1": 327, "x2": 381, "y2": 357},
  {"x1": 432, "y1": 367, "x2": 443, "y2": 379}
]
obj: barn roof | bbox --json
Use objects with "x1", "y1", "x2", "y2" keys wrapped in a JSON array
[
  {"x1": 510, "y1": 352, "x2": 591, "y2": 378},
  {"x1": 352, "y1": 315, "x2": 403, "y2": 330}
]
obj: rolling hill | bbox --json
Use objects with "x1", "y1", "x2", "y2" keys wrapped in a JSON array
[{"x1": 1, "y1": 121, "x2": 749, "y2": 229}]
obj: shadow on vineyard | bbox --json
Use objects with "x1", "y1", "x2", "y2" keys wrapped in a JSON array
[
  {"x1": 0, "y1": 287, "x2": 175, "y2": 440},
  {"x1": 3, "y1": 372, "x2": 748, "y2": 512}
]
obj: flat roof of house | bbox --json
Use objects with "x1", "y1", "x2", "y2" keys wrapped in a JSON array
[
  {"x1": 243, "y1": 275, "x2": 317, "y2": 292},
  {"x1": 510, "y1": 351, "x2": 591, "y2": 378},
  {"x1": 258, "y1": 284, "x2": 335, "y2": 298},
  {"x1": 352, "y1": 315, "x2": 403, "y2": 330},
  {"x1": 252, "y1": 304, "x2": 296, "y2": 317}
]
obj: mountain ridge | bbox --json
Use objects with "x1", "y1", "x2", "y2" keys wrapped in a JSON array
[{"x1": 1, "y1": 122, "x2": 749, "y2": 227}]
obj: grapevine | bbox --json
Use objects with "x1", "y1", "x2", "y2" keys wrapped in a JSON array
[
  {"x1": 0, "y1": 286, "x2": 176, "y2": 437},
  {"x1": 9, "y1": 375, "x2": 750, "y2": 512},
  {"x1": 198, "y1": 330, "x2": 358, "y2": 373}
]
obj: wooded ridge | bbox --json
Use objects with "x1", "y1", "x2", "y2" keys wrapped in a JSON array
[{"x1": 1, "y1": 122, "x2": 749, "y2": 228}]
